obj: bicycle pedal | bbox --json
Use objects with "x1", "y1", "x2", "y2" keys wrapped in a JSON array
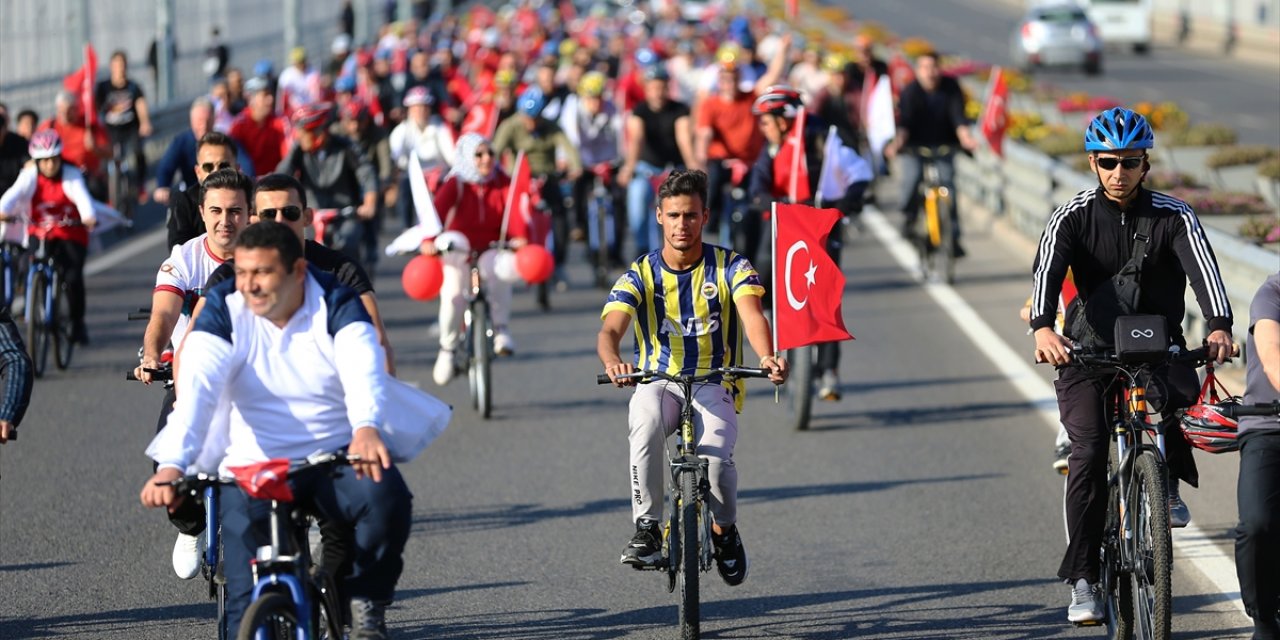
[{"x1": 1072, "y1": 620, "x2": 1104, "y2": 628}]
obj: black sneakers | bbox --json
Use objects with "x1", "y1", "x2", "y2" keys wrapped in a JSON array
[
  {"x1": 712, "y1": 525, "x2": 748, "y2": 586},
  {"x1": 621, "y1": 519, "x2": 662, "y2": 568}
]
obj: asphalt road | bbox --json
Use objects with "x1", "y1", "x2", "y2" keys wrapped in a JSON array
[
  {"x1": 0, "y1": 178, "x2": 1255, "y2": 639},
  {"x1": 840, "y1": 0, "x2": 1280, "y2": 147}
]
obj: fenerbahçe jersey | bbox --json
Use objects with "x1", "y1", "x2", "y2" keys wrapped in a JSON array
[{"x1": 602, "y1": 244, "x2": 765, "y2": 411}]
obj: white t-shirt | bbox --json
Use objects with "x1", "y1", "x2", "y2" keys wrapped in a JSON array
[{"x1": 154, "y1": 234, "x2": 228, "y2": 347}]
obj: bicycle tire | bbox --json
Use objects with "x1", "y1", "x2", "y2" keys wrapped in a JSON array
[
  {"x1": 26, "y1": 270, "x2": 48, "y2": 378},
  {"x1": 787, "y1": 347, "x2": 813, "y2": 431},
  {"x1": 936, "y1": 188, "x2": 956, "y2": 285},
  {"x1": 215, "y1": 568, "x2": 228, "y2": 640},
  {"x1": 1104, "y1": 451, "x2": 1135, "y2": 640},
  {"x1": 470, "y1": 298, "x2": 493, "y2": 418},
  {"x1": 678, "y1": 470, "x2": 700, "y2": 640},
  {"x1": 53, "y1": 280, "x2": 74, "y2": 370},
  {"x1": 236, "y1": 591, "x2": 300, "y2": 640},
  {"x1": 1131, "y1": 451, "x2": 1172, "y2": 640}
]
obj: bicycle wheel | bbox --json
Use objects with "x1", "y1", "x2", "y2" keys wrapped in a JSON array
[
  {"x1": 53, "y1": 281, "x2": 74, "y2": 370},
  {"x1": 26, "y1": 270, "x2": 48, "y2": 378},
  {"x1": 1130, "y1": 451, "x2": 1172, "y2": 640},
  {"x1": 236, "y1": 591, "x2": 300, "y2": 640},
  {"x1": 469, "y1": 298, "x2": 493, "y2": 418},
  {"x1": 786, "y1": 346, "x2": 813, "y2": 431},
  {"x1": 936, "y1": 187, "x2": 956, "y2": 285},
  {"x1": 1103, "y1": 453, "x2": 1135, "y2": 639},
  {"x1": 677, "y1": 470, "x2": 700, "y2": 640}
]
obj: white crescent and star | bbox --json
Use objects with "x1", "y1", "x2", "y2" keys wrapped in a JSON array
[{"x1": 784, "y1": 240, "x2": 818, "y2": 311}]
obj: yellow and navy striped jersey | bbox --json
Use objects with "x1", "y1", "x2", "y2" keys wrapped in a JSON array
[{"x1": 602, "y1": 244, "x2": 765, "y2": 410}]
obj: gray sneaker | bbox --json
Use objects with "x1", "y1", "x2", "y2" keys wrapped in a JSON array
[
  {"x1": 1067, "y1": 579, "x2": 1103, "y2": 623},
  {"x1": 817, "y1": 372, "x2": 841, "y2": 402},
  {"x1": 1168, "y1": 480, "x2": 1191, "y2": 528},
  {"x1": 350, "y1": 598, "x2": 389, "y2": 640}
]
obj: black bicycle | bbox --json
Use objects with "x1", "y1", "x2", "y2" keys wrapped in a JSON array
[
  {"x1": 25, "y1": 224, "x2": 78, "y2": 376},
  {"x1": 598, "y1": 366, "x2": 770, "y2": 640},
  {"x1": 911, "y1": 145, "x2": 957, "y2": 284},
  {"x1": 783, "y1": 346, "x2": 814, "y2": 430},
  {"x1": 1055, "y1": 345, "x2": 1218, "y2": 640}
]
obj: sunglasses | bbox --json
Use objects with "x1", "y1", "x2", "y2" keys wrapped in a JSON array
[
  {"x1": 258, "y1": 205, "x2": 303, "y2": 222},
  {"x1": 200, "y1": 161, "x2": 233, "y2": 173},
  {"x1": 474, "y1": 149, "x2": 494, "y2": 159},
  {"x1": 1095, "y1": 156, "x2": 1144, "y2": 171}
]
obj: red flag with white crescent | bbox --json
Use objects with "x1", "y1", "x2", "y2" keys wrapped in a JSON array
[
  {"x1": 229, "y1": 459, "x2": 293, "y2": 502},
  {"x1": 979, "y1": 66, "x2": 1010, "y2": 158},
  {"x1": 62, "y1": 44, "x2": 99, "y2": 127},
  {"x1": 772, "y1": 203, "x2": 852, "y2": 351}
]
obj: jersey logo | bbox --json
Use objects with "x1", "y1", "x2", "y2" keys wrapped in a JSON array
[
  {"x1": 659, "y1": 311, "x2": 721, "y2": 337},
  {"x1": 700, "y1": 282, "x2": 718, "y2": 300}
]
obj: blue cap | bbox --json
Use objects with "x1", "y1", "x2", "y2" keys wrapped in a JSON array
[
  {"x1": 518, "y1": 86, "x2": 546, "y2": 117},
  {"x1": 334, "y1": 75, "x2": 356, "y2": 93},
  {"x1": 253, "y1": 59, "x2": 275, "y2": 78}
]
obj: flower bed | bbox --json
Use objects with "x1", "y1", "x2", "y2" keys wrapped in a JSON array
[
  {"x1": 1165, "y1": 123, "x2": 1238, "y2": 147},
  {"x1": 1260, "y1": 158, "x2": 1280, "y2": 180},
  {"x1": 1167, "y1": 188, "x2": 1271, "y2": 216},
  {"x1": 1204, "y1": 145, "x2": 1280, "y2": 169},
  {"x1": 1240, "y1": 216, "x2": 1280, "y2": 244},
  {"x1": 1057, "y1": 93, "x2": 1122, "y2": 113}
]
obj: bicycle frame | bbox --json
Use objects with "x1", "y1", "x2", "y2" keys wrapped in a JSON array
[
  {"x1": 25, "y1": 238, "x2": 58, "y2": 328},
  {"x1": 0, "y1": 242, "x2": 22, "y2": 311}
]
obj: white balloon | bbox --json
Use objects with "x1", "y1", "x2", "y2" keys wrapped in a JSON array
[
  {"x1": 493, "y1": 249, "x2": 521, "y2": 283},
  {"x1": 434, "y1": 231, "x2": 471, "y2": 255}
]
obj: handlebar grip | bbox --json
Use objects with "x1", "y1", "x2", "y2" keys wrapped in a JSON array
[
  {"x1": 127, "y1": 368, "x2": 174, "y2": 382},
  {"x1": 127, "y1": 312, "x2": 151, "y2": 321},
  {"x1": 596, "y1": 374, "x2": 612, "y2": 385},
  {"x1": 1225, "y1": 402, "x2": 1280, "y2": 418}
]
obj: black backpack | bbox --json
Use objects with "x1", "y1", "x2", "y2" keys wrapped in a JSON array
[{"x1": 1064, "y1": 214, "x2": 1155, "y2": 349}]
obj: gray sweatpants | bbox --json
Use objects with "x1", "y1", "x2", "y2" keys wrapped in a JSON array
[{"x1": 628, "y1": 382, "x2": 739, "y2": 528}]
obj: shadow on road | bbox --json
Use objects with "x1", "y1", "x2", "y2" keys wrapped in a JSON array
[
  {"x1": 0, "y1": 602, "x2": 210, "y2": 640},
  {"x1": 801, "y1": 400, "x2": 1032, "y2": 431}
]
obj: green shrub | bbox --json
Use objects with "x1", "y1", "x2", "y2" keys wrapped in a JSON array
[
  {"x1": 1145, "y1": 170, "x2": 1202, "y2": 190},
  {"x1": 1258, "y1": 157, "x2": 1280, "y2": 180},
  {"x1": 1205, "y1": 145, "x2": 1279, "y2": 169},
  {"x1": 1032, "y1": 132, "x2": 1081, "y2": 157},
  {"x1": 1164, "y1": 123, "x2": 1238, "y2": 147}
]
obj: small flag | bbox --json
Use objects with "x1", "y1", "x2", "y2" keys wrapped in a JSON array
[
  {"x1": 772, "y1": 203, "x2": 853, "y2": 351},
  {"x1": 980, "y1": 66, "x2": 1010, "y2": 158},
  {"x1": 864, "y1": 75, "x2": 896, "y2": 173},
  {"x1": 229, "y1": 459, "x2": 293, "y2": 502}
]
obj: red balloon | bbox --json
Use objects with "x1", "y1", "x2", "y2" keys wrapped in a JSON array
[
  {"x1": 402, "y1": 255, "x2": 444, "y2": 301},
  {"x1": 515, "y1": 244, "x2": 555, "y2": 284}
]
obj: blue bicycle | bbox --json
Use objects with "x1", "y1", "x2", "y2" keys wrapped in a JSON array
[
  {"x1": 25, "y1": 227, "x2": 76, "y2": 377},
  {"x1": 0, "y1": 240, "x2": 25, "y2": 316},
  {"x1": 234, "y1": 452, "x2": 348, "y2": 640}
]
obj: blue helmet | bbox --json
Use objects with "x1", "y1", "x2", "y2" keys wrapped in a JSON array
[
  {"x1": 634, "y1": 47, "x2": 658, "y2": 67},
  {"x1": 1085, "y1": 107, "x2": 1154, "y2": 152},
  {"x1": 253, "y1": 58, "x2": 275, "y2": 79},
  {"x1": 518, "y1": 87, "x2": 546, "y2": 117}
]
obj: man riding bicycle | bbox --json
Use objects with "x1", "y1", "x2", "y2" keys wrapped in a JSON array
[
  {"x1": 142, "y1": 222, "x2": 412, "y2": 639},
  {"x1": 885, "y1": 50, "x2": 977, "y2": 257},
  {"x1": 0, "y1": 130, "x2": 97, "y2": 344},
  {"x1": 598, "y1": 169, "x2": 786, "y2": 586},
  {"x1": 1029, "y1": 107, "x2": 1233, "y2": 624}
]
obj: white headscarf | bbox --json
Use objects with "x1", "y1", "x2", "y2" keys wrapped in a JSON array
[{"x1": 447, "y1": 133, "x2": 496, "y2": 185}]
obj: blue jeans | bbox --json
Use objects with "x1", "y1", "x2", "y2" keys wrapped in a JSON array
[
  {"x1": 626, "y1": 161, "x2": 667, "y2": 256},
  {"x1": 220, "y1": 463, "x2": 412, "y2": 633}
]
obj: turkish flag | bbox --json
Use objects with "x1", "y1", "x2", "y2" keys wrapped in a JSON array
[
  {"x1": 62, "y1": 44, "x2": 99, "y2": 127},
  {"x1": 460, "y1": 101, "x2": 498, "y2": 138},
  {"x1": 772, "y1": 108, "x2": 810, "y2": 203},
  {"x1": 503, "y1": 152, "x2": 545, "y2": 244},
  {"x1": 228, "y1": 459, "x2": 294, "y2": 502},
  {"x1": 979, "y1": 66, "x2": 1010, "y2": 157},
  {"x1": 773, "y1": 203, "x2": 853, "y2": 351}
]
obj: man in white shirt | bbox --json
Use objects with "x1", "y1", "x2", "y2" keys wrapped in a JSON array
[
  {"x1": 140, "y1": 221, "x2": 411, "y2": 639},
  {"x1": 388, "y1": 87, "x2": 455, "y2": 229},
  {"x1": 134, "y1": 168, "x2": 251, "y2": 579}
]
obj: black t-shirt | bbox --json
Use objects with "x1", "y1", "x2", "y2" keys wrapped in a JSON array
[
  {"x1": 202, "y1": 239, "x2": 374, "y2": 295},
  {"x1": 94, "y1": 79, "x2": 145, "y2": 130},
  {"x1": 167, "y1": 185, "x2": 204, "y2": 249},
  {"x1": 0, "y1": 133, "x2": 30, "y2": 197},
  {"x1": 898, "y1": 77, "x2": 968, "y2": 149},
  {"x1": 633, "y1": 100, "x2": 690, "y2": 168}
]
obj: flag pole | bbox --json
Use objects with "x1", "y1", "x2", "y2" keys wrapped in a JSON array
[
  {"x1": 771, "y1": 200, "x2": 780, "y2": 404},
  {"x1": 499, "y1": 150, "x2": 525, "y2": 245}
]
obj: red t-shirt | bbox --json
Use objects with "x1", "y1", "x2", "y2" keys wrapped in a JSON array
[
  {"x1": 696, "y1": 92, "x2": 763, "y2": 162},
  {"x1": 229, "y1": 113, "x2": 289, "y2": 177},
  {"x1": 431, "y1": 172, "x2": 528, "y2": 251}
]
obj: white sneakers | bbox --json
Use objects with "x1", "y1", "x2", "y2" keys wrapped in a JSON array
[
  {"x1": 172, "y1": 530, "x2": 205, "y2": 580},
  {"x1": 433, "y1": 350, "x2": 455, "y2": 386},
  {"x1": 494, "y1": 328, "x2": 515, "y2": 356}
]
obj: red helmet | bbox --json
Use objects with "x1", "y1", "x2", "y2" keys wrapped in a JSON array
[
  {"x1": 292, "y1": 103, "x2": 333, "y2": 132},
  {"x1": 1179, "y1": 400, "x2": 1240, "y2": 454},
  {"x1": 342, "y1": 99, "x2": 369, "y2": 122},
  {"x1": 28, "y1": 129, "x2": 63, "y2": 160},
  {"x1": 751, "y1": 84, "x2": 804, "y2": 118}
]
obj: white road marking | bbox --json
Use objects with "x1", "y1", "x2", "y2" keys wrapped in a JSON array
[{"x1": 862, "y1": 207, "x2": 1247, "y2": 616}]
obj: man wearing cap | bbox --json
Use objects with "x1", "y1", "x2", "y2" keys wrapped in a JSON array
[
  {"x1": 618, "y1": 65, "x2": 695, "y2": 257},
  {"x1": 277, "y1": 103, "x2": 378, "y2": 264},
  {"x1": 389, "y1": 86, "x2": 457, "y2": 230},
  {"x1": 229, "y1": 77, "x2": 289, "y2": 179},
  {"x1": 277, "y1": 47, "x2": 320, "y2": 117}
]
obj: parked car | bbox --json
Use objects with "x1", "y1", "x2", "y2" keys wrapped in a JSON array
[{"x1": 1011, "y1": 3, "x2": 1104, "y2": 75}]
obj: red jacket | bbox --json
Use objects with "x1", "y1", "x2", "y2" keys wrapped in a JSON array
[
  {"x1": 431, "y1": 172, "x2": 527, "y2": 251},
  {"x1": 229, "y1": 112, "x2": 289, "y2": 177}
]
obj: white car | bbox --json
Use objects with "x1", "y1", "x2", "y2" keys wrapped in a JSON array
[{"x1": 1011, "y1": 3, "x2": 1104, "y2": 75}]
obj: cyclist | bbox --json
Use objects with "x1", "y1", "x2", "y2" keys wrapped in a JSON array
[
  {"x1": 0, "y1": 130, "x2": 97, "y2": 344},
  {"x1": 94, "y1": 50, "x2": 154, "y2": 205},
  {"x1": 884, "y1": 50, "x2": 977, "y2": 256},
  {"x1": 341, "y1": 100, "x2": 394, "y2": 271},
  {"x1": 1029, "y1": 107, "x2": 1234, "y2": 623},
  {"x1": 389, "y1": 87, "x2": 456, "y2": 230},
  {"x1": 0, "y1": 303, "x2": 32, "y2": 444},
  {"x1": 618, "y1": 65, "x2": 696, "y2": 258},
  {"x1": 228, "y1": 77, "x2": 289, "y2": 180},
  {"x1": 492, "y1": 86, "x2": 582, "y2": 293},
  {"x1": 142, "y1": 221, "x2": 412, "y2": 639},
  {"x1": 277, "y1": 103, "x2": 378, "y2": 264},
  {"x1": 598, "y1": 169, "x2": 787, "y2": 586},
  {"x1": 134, "y1": 169, "x2": 251, "y2": 578},
  {"x1": 424, "y1": 133, "x2": 528, "y2": 385},
  {"x1": 41, "y1": 92, "x2": 111, "y2": 200},
  {"x1": 155, "y1": 98, "x2": 255, "y2": 206},
  {"x1": 165, "y1": 131, "x2": 243, "y2": 249},
  {"x1": 557, "y1": 71, "x2": 622, "y2": 268},
  {"x1": 1236, "y1": 273, "x2": 1280, "y2": 640}
]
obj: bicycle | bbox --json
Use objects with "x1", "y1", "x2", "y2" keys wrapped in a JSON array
[
  {"x1": 24, "y1": 222, "x2": 79, "y2": 377},
  {"x1": 722, "y1": 159, "x2": 761, "y2": 267},
  {"x1": 911, "y1": 145, "x2": 956, "y2": 284},
  {"x1": 438, "y1": 238, "x2": 502, "y2": 419},
  {"x1": 1053, "y1": 344, "x2": 1218, "y2": 640},
  {"x1": 783, "y1": 345, "x2": 815, "y2": 431},
  {"x1": 0, "y1": 240, "x2": 26, "y2": 316},
  {"x1": 586, "y1": 162, "x2": 620, "y2": 290},
  {"x1": 597, "y1": 366, "x2": 771, "y2": 640},
  {"x1": 107, "y1": 139, "x2": 139, "y2": 222},
  {"x1": 233, "y1": 451, "x2": 349, "y2": 640}
]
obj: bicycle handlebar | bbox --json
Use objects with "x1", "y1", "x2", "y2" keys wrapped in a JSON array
[
  {"x1": 1064, "y1": 345, "x2": 1218, "y2": 369},
  {"x1": 1217, "y1": 402, "x2": 1280, "y2": 419},
  {"x1": 127, "y1": 308, "x2": 151, "y2": 321},
  {"x1": 596, "y1": 367, "x2": 773, "y2": 385},
  {"x1": 126, "y1": 368, "x2": 173, "y2": 382}
]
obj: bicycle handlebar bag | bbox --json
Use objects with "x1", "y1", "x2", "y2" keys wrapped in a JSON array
[{"x1": 1114, "y1": 314, "x2": 1168, "y2": 364}]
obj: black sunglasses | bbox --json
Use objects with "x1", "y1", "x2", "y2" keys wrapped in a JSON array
[
  {"x1": 474, "y1": 149, "x2": 493, "y2": 158},
  {"x1": 1095, "y1": 156, "x2": 1144, "y2": 171},
  {"x1": 200, "y1": 161, "x2": 233, "y2": 173},
  {"x1": 258, "y1": 205, "x2": 303, "y2": 222}
]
